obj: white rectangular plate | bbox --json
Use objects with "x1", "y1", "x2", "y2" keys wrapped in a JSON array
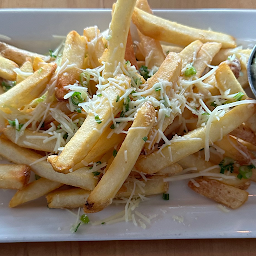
[{"x1": 0, "y1": 8, "x2": 256, "y2": 242}]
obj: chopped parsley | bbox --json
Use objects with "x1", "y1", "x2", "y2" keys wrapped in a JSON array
[
  {"x1": 116, "y1": 95, "x2": 120, "y2": 102},
  {"x1": 95, "y1": 115, "x2": 102, "y2": 124},
  {"x1": 8, "y1": 120, "x2": 23, "y2": 131},
  {"x1": 113, "y1": 149, "x2": 118, "y2": 157},
  {"x1": 155, "y1": 87, "x2": 161, "y2": 92},
  {"x1": 142, "y1": 136, "x2": 148, "y2": 142},
  {"x1": 139, "y1": 65, "x2": 150, "y2": 80},
  {"x1": 63, "y1": 133, "x2": 68, "y2": 140},
  {"x1": 92, "y1": 171, "x2": 101, "y2": 176},
  {"x1": 97, "y1": 93, "x2": 102, "y2": 97},
  {"x1": 184, "y1": 64, "x2": 196, "y2": 77},
  {"x1": 219, "y1": 157, "x2": 234, "y2": 174},
  {"x1": 162, "y1": 193, "x2": 169, "y2": 200},
  {"x1": 49, "y1": 49, "x2": 57, "y2": 58},
  {"x1": 233, "y1": 92, "x2": 244, "y2": 101},
  {"x1": 110, "y1": 124, "x2": 115, "y2": 129},
  {"x1": 1, "y1": 81, "x2": 16, "y2": 91},
  {"x1": 75, "y1": 108, "x2": 82, "y2": 113},
  {"x1": 237, "y1": 164, "x2": 255, "y2": 180},
  {"x1": 210, "y1": 101, "x2": 218, "y2": 108},
  {"x1": 125, "y1": 60, "x2": 130, "y2": 65},
  {"x1": 80, "y1": 214, "x2": 90, "y2": 224},
  {"x1": 71, "y1": 92, "x2": 84, "y2": 105}
]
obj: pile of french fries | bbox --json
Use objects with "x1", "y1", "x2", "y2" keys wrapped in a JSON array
[{"x1": 0, "y1": 0, "x2": 256, "y2": 226}]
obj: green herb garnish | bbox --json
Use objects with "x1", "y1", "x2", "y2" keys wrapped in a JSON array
[
  {"x1": 162, "y1": 193, "x2": 169, "y2": 200},
  {"x1": 184, "y1": 65, "x2": 196, "y2": 77},
  {"x1": 71, "y1": 92, "x2": 84, "y2": 105},
  {"x1": 237, "y1": 164, "x2": 255, "y2": 180},
  {"x1": 113, "y1": 149, "x2": 118, "y2": 157},
  {"x1": 139, "y1": 65, "x2": 150, "y2": 80},
  {"x1": 95, "y1": 115, "x2": 102, "y2": 124},
  {"x1": 142, "y1": 136, "x2": 148, "y2": 142},
  {"x1": 233, "y1": 92, "x2": 244, "y2": 101},
  {"x1": 110, "y1": 124, "x2": 115, "y2": 129},
  {"x1": 219, "y1": 157, "x2": 234, "y2": 174},
  {"x1": 49, "y1": 49, "x2": 57, "y2": 58},
  {"x1": 116, "y1": 95, "x2": 120, "y2": 102},
  {"x1": 80, "y1": 214, "x2": 90, "y2": 224},
  {"x1": 155, "y1": 87, "x2": 161, "y2": 92}
]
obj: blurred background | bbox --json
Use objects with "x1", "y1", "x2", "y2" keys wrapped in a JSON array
[{"x1": 0, "y1": 0, "x2": 256, "y2": 8}]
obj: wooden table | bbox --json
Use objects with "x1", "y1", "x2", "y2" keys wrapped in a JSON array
[{"x1": 0, "y1": 0, "x2": 256, "y2": 255}]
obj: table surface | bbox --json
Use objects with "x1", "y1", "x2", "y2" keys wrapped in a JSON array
[{"x1": 1, "y1": 0, "x2": 256, "y2": 255}]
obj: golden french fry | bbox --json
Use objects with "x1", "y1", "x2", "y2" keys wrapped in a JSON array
[
  {"x1": 74, "y1": 124, "x2": 128, "y2": 170},
  {"x1": 84, "y1": 101, "x2": 156, "y2": 213},
  {"x1": 47, "y1": 188, "x2": 90, "y2": 209},
  {"x1": 16, "y1": 58, "x2": 33, "y2": 84},
  {"x1": 125, "y1": 30, "x2": 138, "y2": 69},
  {"x1": 143, "y1": 52, "x2": 182, "y2": 99},
  {"x1": 0, "y1": 55, "x2": 18, "y2": 81},
  {"x1": 0, "y1": 164, "x2": 30, "y2": 190},
  {"x1": 0, "y1": 137, "x2": 98, "y2": 190},
  {"x1": 0, "y1": 41, "x2": 51, "y2": 66},
  {"x1": 136, "y1": 0, "x2": 165, "y2": 69},
  {"x1": 9, "y1": 178, "x2": 62, "y2": 208},
  {"x1": 32, "y1": 56, "x2": 47, "y2": 71},
  {"x1": 0, "y1": 62, "x2": 56, "y2": 110},
  {"x1": 230, "y1": 124, "x2": 256, "y2": 146},
  {"x1": 193, "y1": 42, "x2": 222, "y2": 78},
  {"x1": 179, "y1": 40, "x2": 203, "y2": 70},
  {"x1": 132, "y1": 7, "x2": 236, "y2": 48},
  {"x1": 162, "y1": 45, "x2": 183, "y2": 55},
  {"x1": 136, "y1": 102, "x2": 256, "y2": 174},
  {"x1": 83, "y1": 26, "x2": 105, "y2": 68},
  {"x1": 48, "y1": 75, "x2": 131, "y2": 173},
  {"x1": 47, "y1": 176, "x2": 168, "y2": 209},
  {"x1": 214, "y1": 135, "x2": 254, "y2": 165},
  {"x1": 178, "y1": 153, "x2": 250, "y2": 189},
  {"x1": 103, "y1": 0, "x2": 137, "y2": 79},
  {"x1": 3, "y1": 127, "x2": 58, "y2": 153},
  {"x1": 215, "y1": 62, "x2": 247, "y2": 96},
  {"x1": 55, "y1": 30, "x2": 87, "y2": 100},
  {"x1": 188, "y1": 178, "x2": 248, "y2": 209},
  {"x1": 156, "y1": 163, "x2": 183, "y2": 176}
]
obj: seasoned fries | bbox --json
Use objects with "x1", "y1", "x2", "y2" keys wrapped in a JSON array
[{"x1": 1, "y1": 0, "x2": 256, "y2": 232}]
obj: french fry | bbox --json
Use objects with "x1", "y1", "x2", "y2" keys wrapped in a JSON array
[
  {"x1": 156, "y1": 163, "x2": 183, "y2": 176},
  {"x1": 73, "y1": 124, "x2": 128, "y2": 170},
  {"x1": 84, "y1": 101, "x2": 156, "y2": 213},
  {"x1": 103, "y1": 0, "x2": 137, "y2": 79},
  {"x1": 48, "y1": 75, "x2": 131, "y2": 173},
  {"x1": 178, "y1": 153, "x2": 250, "y2": 189},
  {"x1": 125, "y1": 30, "x2": 138, "y2": 69},
  {"x1": 47, "y1": 188, "x2": 90, "y2": 209},
  {"x1": 215, "y1": 62, "x2": 247, "y2": 96},
  {"x1": 0, "y1": 41, "x2": 51, "y2": 66},
  {"x1": 47, "y1": 176, "x2": 168, "y2": 209},
  {"x1": 3, "y1": 127, "x2": 58, "y2": 153},
  {"x1": 179, "y1": 40, "x2": 203, "y2": 70},
  {"x1": 214, "y1": 135, "x2": 254, "y2": 165},
  {"x1": 0, "y1": 55, "x2": 19, "y2": 81},
  {"x1": 193, "y1": 42, "x2": 222, "y2": 78},
  {"x1": 83, "y1": 26, "x2": 105, "y2": 68},
  {"x1": 162, "y1": 45, "x2": 183, "y2": 55},
  {"x1": 0, "y1": 62, "x2": 56, "y2": 110},
  {"x1": 188, "y1": 178, "x2": 248, "y2": 209},
  {"x1": 0, "y1": 164, "x2": 30, "y2": 190},
  {"x1": 132, "y1": 7, "x2": 236, "y2": 48},
  {"x1": 143, "y1": 52, "x2": 182, "y2": 99},
  {"x1": 135, "y1": 0, "x2": 165, "y2": 68},
  {"x1": 16, "y1": 58, "x2": 33, "y2": 84},
  {"x1": 55, "y1": 30, "x2": 87, "y2": 100},
  {"x1": 0, "y1": 137, "x2": 97, "y2": 190},
  {"x1": 32, "y1": 56, "x2": 47, "y2": 71},
  {"x1": 136, "y1": 102, "x2": 256, "y2": 174},
  {"x1": 9, "y1": 178, "x2": 62, "y2": 208},
  {"x1": 230, "y1": 124, "x2": 256, "y2": 146}
]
